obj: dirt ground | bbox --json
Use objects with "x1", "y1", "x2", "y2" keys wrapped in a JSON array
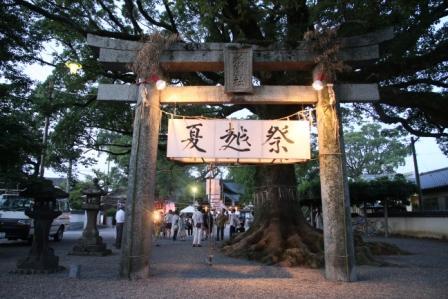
[{"x1": 0, "y1": 227, "x2": 447, "y2": 299}]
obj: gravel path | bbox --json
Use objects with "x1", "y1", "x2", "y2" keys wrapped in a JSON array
[{"x1": 0, "y1": 228, "x2": 447, "y2": 299}]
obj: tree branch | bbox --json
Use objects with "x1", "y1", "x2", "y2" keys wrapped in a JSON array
[
  {"x1": 385, "y1": 2, "x2": 448, "y2": 57},
  {"x1": 96, "y1": 142, "x2": 131, "y2": 148},
  {"x1": 162, "y1": 0, "x2": 179, "y2": 34},
  {"x1": 379, "y1": 87, "x2": 448, "y2": 127},
  {"x1": 86, "y1": 126, "x2": 132, "y2": 136},
  {"x1": 135, "y1": 0, "x2": 175, "y2": 32},
  {"x1": 72, "y1": 96, "x2": 97, "y2": 108},
  {"x1": 373, "y1": 103, "x2": 448, "y2": 138},
  {"x1": 78, "y1": 1, "x2": 103, "y2": 31},
  {"x1": 222, "y1": 0, "x2": 264, "y2": 41},
  {"x1": 14, "y1": 0, "x2": 140, "y2": 40},
  {"x1": 27, "y1": 57, "x2": 56, "y2": 67},
  {"x1": 96, "y1": 0, "x2": 127, "y2": 32},
  {"x1": 15, "y1": 0, "x2": 85, "y2": 35},
  {"x1": 124, "y1": 0, "x2": 143, "y2": 35},
  {"x1": 95, "y1": 148, "x2": 131, "y2": 156},
  {"x1": 389, "y1": 78, "x2": 448, "y2": 89},
  {"x1": 378, "y1": 40, "x2": 448, "y2": 80}
]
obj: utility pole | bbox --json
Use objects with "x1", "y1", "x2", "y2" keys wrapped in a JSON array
[{"x1": 411, "y1": 137, "x2": 424, "y2": 211}]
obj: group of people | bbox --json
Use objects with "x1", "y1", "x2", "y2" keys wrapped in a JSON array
[
  {"x1": 159, "y1": 210, "x2": 189, "y2": 241},
  {"x1": 190, "y1": 207, "x2": 249, "y2": 247},
  {"x1": 153, "y1": 207, "x2": 253, "y2": 247},
  {"x1": 115, "y1": 205, "x2": 254, "y2": 249}
]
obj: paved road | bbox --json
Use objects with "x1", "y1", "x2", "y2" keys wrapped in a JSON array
[{"x1": 0, "y1": 227, "x2": 447, "y2": 298}]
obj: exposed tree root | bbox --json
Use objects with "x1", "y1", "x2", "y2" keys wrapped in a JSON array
[
  {"x1": 222, "y1": 211, "x2": 325, "y2": 268},
  {"x1": 353, "y1": 233, "x2": 409, "y2": 266},
  {"x1": 222, "y1": 217, "x2": 407, "y2": 268}
]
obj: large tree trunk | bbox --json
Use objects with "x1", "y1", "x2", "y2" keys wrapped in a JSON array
[{"x1": 223, "y1": 165, "x2": 324, "y2": 267}]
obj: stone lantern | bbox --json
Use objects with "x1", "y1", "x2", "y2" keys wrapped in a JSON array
[
  {"x1": 70, "y1": 178, "x2": 111, "y2": 256},
  {"x1": 16, "y1": 179, "x2": 65, "y2": 274}
]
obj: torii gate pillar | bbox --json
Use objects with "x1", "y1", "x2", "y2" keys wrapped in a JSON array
[
  {"x1": 316, "y1": 84, "x2": 356, "y2": 281},
  {"x1": 120, "y1": 85, "x2": 160, "y2": 279}
]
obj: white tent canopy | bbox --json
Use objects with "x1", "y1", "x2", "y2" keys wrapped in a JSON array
[{"x1": 180, "y1": 205, "x2": 195, "y2": 214}]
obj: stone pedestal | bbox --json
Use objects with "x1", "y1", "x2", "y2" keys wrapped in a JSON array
[{"x1": 70, "y1": 179, "x2": 111, "y2": 256}]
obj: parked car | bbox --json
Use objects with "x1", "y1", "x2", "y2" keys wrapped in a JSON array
[{"x1": 0, "y1": 193, "x2": 70, "y2": 243}]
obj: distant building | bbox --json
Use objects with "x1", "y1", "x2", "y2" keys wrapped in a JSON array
[
  {"x1": 103, "y1": 190, "x2": 176, "y2": 213},
  {"x1": 405, "y1": 167, "x2": 448, "y2": 211},
  {"x1": 102, "y1": 188, "x2": 127, "y2": 210},
  {"x1": 205, "y1": 179, "x2": 245, "y2": 210},
  {"x1": 222, "y1": 181, "x2": 245, "y2": 206},
  {"x1": 418, "y1": 167, "x2": 448, "y2": 211}
]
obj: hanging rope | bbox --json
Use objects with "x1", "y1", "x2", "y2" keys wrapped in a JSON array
[
  {"x1": 206, "y1": 163, "x2": 215, "y2": 266},
  {"x1": 158, "y1": 106, "x2": 317, "y2": 124}
]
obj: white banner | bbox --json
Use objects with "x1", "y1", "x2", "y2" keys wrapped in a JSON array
[{"x1": 167, "y1": 119, "x2": 310, "y2": 164}]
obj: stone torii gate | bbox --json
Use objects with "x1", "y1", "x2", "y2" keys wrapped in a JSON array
[{"x1": 87, "y1": 28, "x2": 393, "y2": 281}]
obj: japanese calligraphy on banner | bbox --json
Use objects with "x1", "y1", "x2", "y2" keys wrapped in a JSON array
[{"x1": 167, "y1": 119, "x2": 310, "y2": 164}]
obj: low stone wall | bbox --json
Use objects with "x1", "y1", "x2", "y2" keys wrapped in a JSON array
[{"x1": 361, "y1": 213, "x2": 448, "y2": 239}]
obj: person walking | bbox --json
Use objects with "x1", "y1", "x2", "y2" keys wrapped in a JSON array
[
  {"x1": 192, "y1": 207, "x2": 203, "y2": 247},
  {"x1": 229, "y1": 209, "x2": 239, "y2": 239},
  {"x1": 171, "y1": 210, "x2": 180, "y2": 241},
  {"x1": 216, "y1": 211, "x2": 228, "y2": 241},
  {"x1": 115, "y1": 204, "x2": 125, "y2": 249},
  {"x1": 244, "y1": 211, "x2": 254, "y2": 232},
  {"x1": 186, "y1": 218, "x2": 193, "y2": 236},
  {"x1": 316, "y1": 209, "x2": 323, "y2": 230},
  {"x1": 164, "y1": 210, "x2": 173, "y2": 239},
  {"x1": 202, "y1": 208, "x2": 212, "y2": 240},
  {"x1": 177, "y1": 214, "x2": 187, "y2": 241}
]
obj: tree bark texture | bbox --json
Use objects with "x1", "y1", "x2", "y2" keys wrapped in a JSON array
[
  {"x1": 120, "y1": 85, "x2": 160, "y2": 279},
  {"x1": 223, "y1": 165, "x2": 324, "y2": 268},
  {"x1": 316, "y1": 84, "x2": 356, "y2": 282}
]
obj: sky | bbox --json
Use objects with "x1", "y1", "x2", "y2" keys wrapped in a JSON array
[{"x1": 397, "y1": 137, "x2": 448, "y2": 175}]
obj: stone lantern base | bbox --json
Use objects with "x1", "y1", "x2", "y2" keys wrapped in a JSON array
[
  {"x1": 70, "y1": 237, "x2": 112, "y2": 256},
  {"x1": 15, "y1": 249, "x2": 65, "y2": 274},
  {"x1": 69, "y1": 179, "x2": 112, "y2": 256},
  {"x1": 14, "y1": 178, "x2": 68, "y2": 274}
]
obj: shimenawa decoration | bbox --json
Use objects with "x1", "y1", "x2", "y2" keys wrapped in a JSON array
[{"x1": 130, "y1": 32, "x2": 180, "y2": 84}]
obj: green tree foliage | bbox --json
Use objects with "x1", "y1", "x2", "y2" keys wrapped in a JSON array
[
  {"x1": 0, "y1": 102, "x2": 41, "y2": 184},
  {"x1": 227, "y1": 166, "x2": 256, "y2": 204},
  {"x1": 68, "y1": 180, "x2": 91, "y2": 210},
  {"x1": 0, "y1": 3, "x2": 47, "y2": 185},
  {"x1": 344, "y1": 123, "x2": 410, "y2": 179},
  {"x1": 350, "y1": 175, "x2": 416, "y2": 208}
]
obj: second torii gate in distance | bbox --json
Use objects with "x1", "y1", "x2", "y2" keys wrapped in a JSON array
[{"x1": 87, "y1": 28, "x2": 393, "y2": 282}]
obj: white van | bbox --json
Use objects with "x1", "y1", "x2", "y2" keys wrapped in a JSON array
[{"x1": 0, "y1": 193, "x2": 70, "y2": 243}]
